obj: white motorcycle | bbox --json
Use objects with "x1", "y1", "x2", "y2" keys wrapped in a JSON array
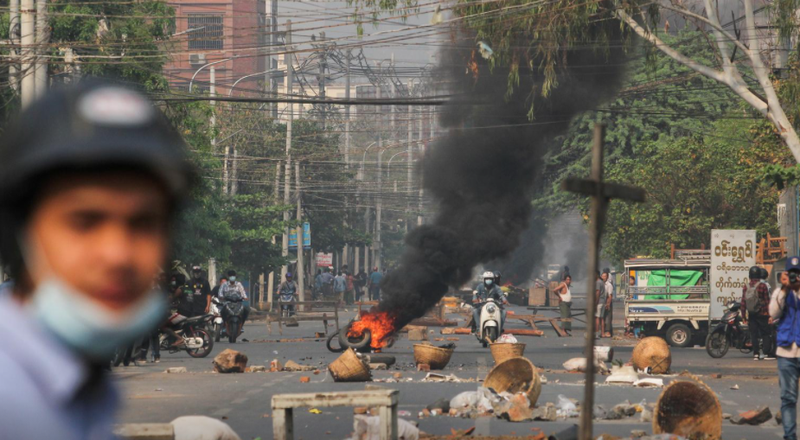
[
  {"x1": 475, "y1": 298, "x2": 503, "y2": 347},
  {"x1": 209, "y1": 297, "x2": 225, "y2": 342}
]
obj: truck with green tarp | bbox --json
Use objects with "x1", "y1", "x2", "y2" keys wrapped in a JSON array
[{"x1": 623, "y1": 250, "x2": 711, "y2": 347}]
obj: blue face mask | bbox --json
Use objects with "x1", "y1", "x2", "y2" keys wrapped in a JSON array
[
  {"x1": 485, "y1": 279, "x2": 493, "y2": 286},
  {"x1": 28, "y1": 278, "x2": 167, "y2": 361},
  {"x1": 229, "y1": 276, "x2": 236, "y2": 283}
]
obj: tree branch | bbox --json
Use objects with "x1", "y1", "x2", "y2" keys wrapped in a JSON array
[{"x1": 658, "y1": 2, "x2": 751, "y2": 56}]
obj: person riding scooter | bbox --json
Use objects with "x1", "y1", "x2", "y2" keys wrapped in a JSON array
[
  {"x1": 278, "y1": 273, "x2": 298, "y2": 316},
  {"x1": 472, "y1": 271, "x2": 508, "y2": 333}
]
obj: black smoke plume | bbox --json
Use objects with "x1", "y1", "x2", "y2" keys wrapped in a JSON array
[{"x1": 377, "y1": 24, "x2": 627, "y2": 329}]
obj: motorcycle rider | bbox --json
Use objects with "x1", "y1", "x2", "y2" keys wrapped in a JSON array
[
  {"x1": 472, "y1": 271, "x2": 508, "y2": 333},
  {"x1": 277, "y1": 272, "x2": 298, "y2": 315},
  {"x1": 219, "y1": 270, "x2": 249, "y2": 324},
  {"x1": 162, "y1": 272, "x2": 192, "y2": 347},
  {"x1": 0, "y1": 83, "x2": 192, "y2": 439},
  {"x1": 189, "y1": 265, "x2": 211, "y2": 316}
]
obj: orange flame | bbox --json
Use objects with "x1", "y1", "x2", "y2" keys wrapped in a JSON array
[{"x1": 348, "y1": 311, "x2": 398, "y2": 349}]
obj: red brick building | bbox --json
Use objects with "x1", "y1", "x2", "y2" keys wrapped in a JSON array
[{"x1": 165, "y1": 0, "x2": 266, "y2": 95}]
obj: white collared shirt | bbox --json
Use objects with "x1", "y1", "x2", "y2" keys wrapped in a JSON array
[{"x1": 0, "y1": 295, "x2": 118, "y2": 440}]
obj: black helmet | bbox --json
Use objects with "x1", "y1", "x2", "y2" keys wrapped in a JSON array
[
  {"x1": 749, "y1": 266, "x2": 761, "y2": 279},
  {"x1": 0, "y1": 82, "x2": 194, "y2": 277},
  {"x1": 760, "y1": 267, "x2": 769, "y2": 280}
]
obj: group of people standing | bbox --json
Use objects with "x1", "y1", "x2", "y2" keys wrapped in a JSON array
[
  {"x1": 314, "y1": 266, "x2": 385, "y2": 305},
  {"x1": 551, "y1": 268, "x2": 614, "y2": 338}
]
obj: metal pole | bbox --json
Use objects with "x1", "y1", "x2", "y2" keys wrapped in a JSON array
[
  {"x1": 345, "y1": 49, "x2": 351, "y2": 168},
  {"x1": 33, "y1": 0, "x2": 47, "y2": 97},
  {"x1": 281, "y1": 20, "x2": 293, "y2": 281},
  {"x1": 579, "y1": 124, "x2": 606, "y2": 440},
  {"x1": 9, "y1": 0, "x2": 19, "y2": 92},
  {"x1": 270, "y1": 0, "x2": 278, "y2": 118},
  {"x1": 375, "y1": 149, "x2": 383, "y2": 270},
  {"x1": 318, "y1": 32, "x2": 326, "y2": 129},
  {"x1": 20, "y1": 0, "x2": 35, "y2": 108},
  {"x1": 406, "y1": 80, "x2": 413, "y2": 231},
  {"x1": 296, "y1": 162, "x2": 305, "y2": 304},
  {"x1": 231, "y1": 147, "x2": 239, "y2": 195}
]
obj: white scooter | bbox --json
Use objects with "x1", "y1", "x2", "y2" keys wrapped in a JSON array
[
  {"x1": 209, "y1": 297, "x2": 225, "y2": 342},
  {"x1": 475, "y1": 298, "x2": 503, "y2": 347}
]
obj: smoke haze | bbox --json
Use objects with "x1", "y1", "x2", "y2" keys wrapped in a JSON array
[{"x1": 376, "y1": 25, "x2": 627, "y2": 329}]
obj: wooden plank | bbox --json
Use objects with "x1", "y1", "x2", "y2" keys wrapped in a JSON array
[
  {"x1": 549, "y1": 318, "x2": 568, "y2": 337},
  {"x1": 272, "y1": 390, "x2": 398, "y2": 409}
]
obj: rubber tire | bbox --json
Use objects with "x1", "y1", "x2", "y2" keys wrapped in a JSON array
[
  {"x1": 666, "y1": 323, "x2": 693, "y2": 348},
  {"x1": 486, "y1": 326, "x2": 498, "y2": 344},
  {"x1": 326, "y1": 330, "x2": 345, "y2": 353},
  {"x1": 187, "y1": 329, "x2": 214, "y2": 358},
  {"x1": 228, "y1": 318, "x2": 239, "y2": 343},
  {"x1": 706, "y1": 329, "x2": 729, "y2": 358},
  {"x1": 339, "y1": 323, "x2": 371, "y2": 350}
]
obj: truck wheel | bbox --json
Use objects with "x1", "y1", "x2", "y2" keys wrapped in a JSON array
[{"x1": 666, "y1": 323, "x2": 693, "y2": 348}]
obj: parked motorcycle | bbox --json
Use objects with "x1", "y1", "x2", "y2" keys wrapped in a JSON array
[
  {"x1": 209, "y1": 297, "x2": 225, "y2": 342},
  {"x1": 706, "y1": 302, "x2": 751, "y2": 358},
  {"x1": 222, "y1": 293, "x2": 246, "y2": 343},
  {"x1": 160, "y1": 314, "x2": 215, "y2": 358},
  {"x1": 475, "y1": 298, "x2": 503, "y2": 347}
]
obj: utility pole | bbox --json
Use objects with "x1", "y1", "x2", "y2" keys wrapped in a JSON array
[
  {"x1": 344, "y1": 49, "x2": 351, "y2": 168},
  {"x1": 281, "y1": 20, "x2": 293, "y2": 281},
  {"x1": 296, "y1": 162, "x2": 305, "y2": 303},
  {"x1": 20, "y1": 0, "x2": 34, "y2": 108},
  {"x1": 231, "y1": 147, "x2": 238, "y2": 195},
  {"x1": 269, "y1": 0, "x2": 278, "y2": 118},
  {"x1": 33, "y1": 0, "x2": 47, "y2": 97},
  {"x1": 407, "y1": 80, "x2": 414, "y2": 231},
  {"x1": 318, "y1": 32, "x2": 326, "y2": 129},
  {"x1": 268, "y1": 161, "x2": 281, "y2": 310},
  {"x1": 9, "y1": 0, "x2": 19, "y2": 92},
  {"x1": 375, "y1": 149, "x2": 383, "y2": 270}
]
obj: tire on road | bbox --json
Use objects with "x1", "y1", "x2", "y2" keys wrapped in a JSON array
[{"x1": 666, "y1": 323, "x2": 693, "y2": 348}]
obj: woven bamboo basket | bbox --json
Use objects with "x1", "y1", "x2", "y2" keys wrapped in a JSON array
[
  {"x1": 489, "y1": 342, "x2": 526, "y2": 364},
  {"x1": 653, "y1": 375, "x2": 722, "y2": 440},
  {"x1": 632, "y1": 336, "x2": 672, "y2": 374},
  {"x1": 328, "y1": 348, "x2": 372, "y2": 382},
  {"x1": 413, "y1": 344, "x2": 454, "y2": 370},
  {"x1": 483, "y1": 357, "x2": 541, "y2": 407}
]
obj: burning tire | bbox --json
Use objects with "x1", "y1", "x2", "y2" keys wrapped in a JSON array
[{"x1": 339, "y1": 321, "x2": 372, "y2": 350}]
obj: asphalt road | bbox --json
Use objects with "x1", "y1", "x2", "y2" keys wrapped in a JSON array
[{"x1": 115, "y1": 301, "x2": 787, "y2": 439}]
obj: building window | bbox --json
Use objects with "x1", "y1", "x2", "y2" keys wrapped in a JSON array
[{"x1": 188, "y1": 15, "x2": 223, "y2": 50}]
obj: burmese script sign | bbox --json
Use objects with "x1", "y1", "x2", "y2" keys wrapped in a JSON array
[{"x1": 710, "y1": 229, "x2": 756, "y2": 320}]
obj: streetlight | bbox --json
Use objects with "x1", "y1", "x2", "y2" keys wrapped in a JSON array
[
  {"x1": 228, "y1": 68, "x2": 285, "y2": 97},
  {"x1": 188, "y1": 56, "x2": 243, "y2": 93}
]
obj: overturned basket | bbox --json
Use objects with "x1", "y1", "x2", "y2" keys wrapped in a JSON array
[
  {"x1": 413, "y1": 344, "x2": 454, "y2": 370},
  {"x1": 489, "y1": 342, "x2": 526, "y2": 364},
  {"x1": 632, "y1": 336, "x2": 672, "y2": 374},
  {"x1": 484, "y1": 357, "x2": 541, "y2": 407},
  {"x1": 653, "y1": 375, "x2": 722, "y2": 440},
  {"x1": 328, "y1": 348, "x2": 372, "y2": 382}
]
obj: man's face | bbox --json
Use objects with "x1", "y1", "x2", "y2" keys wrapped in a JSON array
[
  {"x1": 601, "y1": 273, "x2": 608, "y2": 282},
  {"x1": 193, "y1": 270, "x2": 201, "y2": 279},
  {"x1": 781, "y1": 272, "x2": 790, "y2": 286},
  {"x1": 24, "y1": 172, "x2": 169, "y2": 311}
]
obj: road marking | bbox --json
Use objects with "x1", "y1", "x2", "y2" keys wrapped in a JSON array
[
  {"x1": 232, "y1": 397, "x2": 248, "y2": 405},
  {"x1": 212, "y1": 408, "x2": 231, "y2": 417},
  {"x1": 720, "y1": 399, "x2": 738, "y2": 406}
]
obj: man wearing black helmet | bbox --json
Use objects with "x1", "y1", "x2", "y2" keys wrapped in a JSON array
[
  {"x1": 0, "y1": 83, "x2": 193, "y2": 439},
  {"x1": 189, "y1": 265, "x2": 211, "y2": 317},
  {"x1": 743, "y1": 265, "x2": 773, "y2": 360}
]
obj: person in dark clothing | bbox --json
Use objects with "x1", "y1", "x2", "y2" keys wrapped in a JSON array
[
  {"x1": 211, "y1": 277, "x2": 227, "y2": 299},
  {"x1": 188, "y1": 265, "x2": 211, "y2": 317},
  {"x1": 743, "y1": 265, "x2": 774, "y2": 360}
]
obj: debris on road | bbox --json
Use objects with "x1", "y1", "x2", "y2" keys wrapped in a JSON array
[
  {"x1": 245, "y1": 365, "x2": 267, "y2": 373},
  {"x1": 730, "y1": 384, "x2": 739, "y2": 390},
  {"x1": 555, "y1": 394, "x2": 578, "y2": 418},
  {"x1": 165, "y1": 367, "x2": 188, "y2": 374},
  {"x1": 352, "y1": 415, "x2": 419, "y2": 440},
  {"x1": 730, "y1": 407, "x2": 772, "y2": 425},
  {"x1": 634, "y1": 378, "x2": 664, "y2": 388},
  {"x1": 329, "y1": 348, "x2": 372, "y2": 382},
  {"x1": 407, "y1": 325, "x2": 428, "y2": 341},
  {"x1": 632, "y1": 337, "x2": 671, "y2": 374},
  {"x1": 299, "y1": 377, "x2": 311, "y2": 383},
  {"x1": 563, "y1": 357, "x2": 609, "y2": 374},
  {"x1": 489, "y1": 341, "x2": 525, "y2": 364},
  {"x1": 484, "y1": 357, "x2": 542, "y2": 407},
  {"x1": 212, "y1": 349, "x2": 248, "y2": 373},
  {"x1": 283, "y1": 360, "x2": 314, "y2": 372},
  {"x1": 171, "y1": 416, "x2": 241, "y2": 440},
  {"x1": 308, "y1": 408, "x2": 322, "y2": 414},
  {"x1": 495, "y1": 393, "x2": 534, "y2": 422},
  {"x1": 421, "y1": 373, "x2": 467, "y2": 383},
  {"x1": 369, "y1": 363, "x2": 387, "y2": 370},
  {"x1": 270, "y1": 359, "x2": 283, "y2": 372},
  {"x1": 594, "y1": 346, "x2": 614, "y2": 362},
  {"x1": 606, "y1": 365, "x2": 638, "y2": 384}
]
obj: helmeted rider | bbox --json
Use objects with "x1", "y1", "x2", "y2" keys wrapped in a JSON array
[
  {"x1": 278, "y1": 272, "x2": 298, "y2": 315},
  {"x1": 219, "y1": 269, "x2": 249, "y2": 326},
  {"x1": 472, "y1": 271, "x2": 508, "y2": 333}
]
